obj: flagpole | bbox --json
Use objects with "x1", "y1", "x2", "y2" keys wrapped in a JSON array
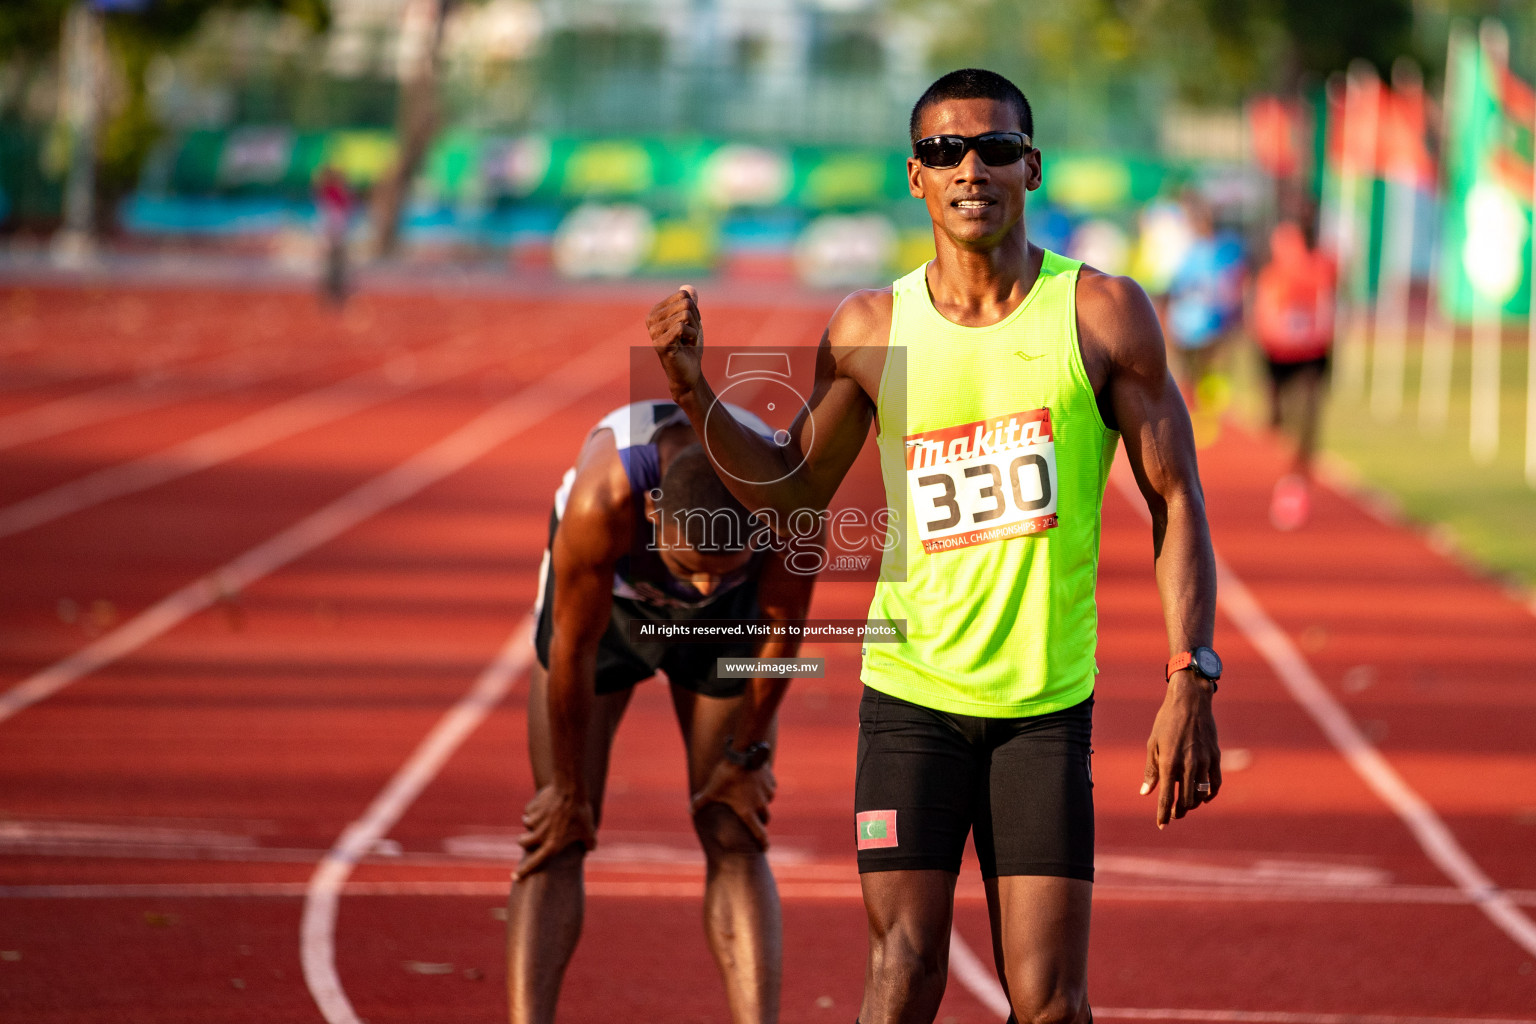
[
  {"x1": 53, "y1": 1, "x2": 102, "y2": 268},
  {"x1": 1470, "y1": 20, "x2": 1508, "y2": 465},
  {"x1": 1420, "y1": 23, "x2": 1468, "y2": 434},
  {"x1": 1527, "y1": 60, "x2": 1536, "y2": 487},
  {"x1": 1320, "y1": 74, "x2": 1344, "y2": 353},
  {"x1": 1372, "y1": 59, "x2": 1422, "y2": 422},
  {"x1": 1472, "y1": 292, "x2": 1502, "y2": 464},
  {"x1": 1337, "y1": 63, "x2": 1380, "y2": 401}
]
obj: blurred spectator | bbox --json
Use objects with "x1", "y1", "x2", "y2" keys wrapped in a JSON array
[
  {"x1": 1030, "y1": 204, "x2": 1074, "y2": 257},
  {"x1": 1165, "y1": 195, "x2": 1245, "y2": 399},
  {"x1": 1129, "y1": 197, "x2": 1194, "y2": 297},
  {"x1": 314, "y1": 167, "x2": 354, "y2": 307},
  {"x1": 1252, "y1": 218, "x2": 1336, "y2": 530},
  {"x1": 1066, "y1": 218, "x2": 1131, "y2": 277}
]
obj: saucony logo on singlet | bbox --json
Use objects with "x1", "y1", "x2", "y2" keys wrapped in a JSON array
[{"x1": 1014, "y1": 350, "x2": 1043, "y2": 360}]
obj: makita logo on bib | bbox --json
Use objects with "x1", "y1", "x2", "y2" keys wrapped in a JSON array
[{"x1": 905, "y1": 408, "x2": 1053, "y2": 471}]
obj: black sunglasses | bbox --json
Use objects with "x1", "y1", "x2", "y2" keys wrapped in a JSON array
[{"x1": 912, "y1": 131, "x2": 1032, "y2": 169}]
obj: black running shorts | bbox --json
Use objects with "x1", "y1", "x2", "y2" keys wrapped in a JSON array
[
  {"x1": 854, "y1": 685, "x2": 1094, "y2": 880},
  {"x1": 1264, "y1": 352, "x2": 1330, "y2": 388},
  {"x1": 532, "y1": 510, "x2": 761, "y2": 698}
]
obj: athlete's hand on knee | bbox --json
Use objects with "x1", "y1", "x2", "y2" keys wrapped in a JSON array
[
  {"x1": 646, "y1": 285, "x2": 704, "y2": 400},
  {"x1": 515, "y1": 783, "x2": 597, "y2": 879},
  {"x1": 1140, "y1": 680, "x2": 1221, "y2": 828},
  {"x1": 690, "y1": 760, "x2": 776, "y2": 850}
]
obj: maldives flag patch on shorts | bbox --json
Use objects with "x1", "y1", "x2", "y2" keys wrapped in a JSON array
[{"x1": 856, "y1": 809, "x2": 898, "y2": 849}]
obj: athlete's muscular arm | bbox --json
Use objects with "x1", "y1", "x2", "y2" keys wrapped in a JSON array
[
  {"x1": 689, "y1": 548, "x2": 816, "y2": 847},
  {"x1": 1078, "y1": 268, "x2": 1221, "y2": 829},
  {"x1": 647, "y1": 286, "x2": 886, "y2": 521},
  {"x1": 516, "y1": 439, "x2": 631, "y2": 878}
]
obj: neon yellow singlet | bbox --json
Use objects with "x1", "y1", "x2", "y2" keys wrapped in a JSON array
[{"x1": 862, "y1": 251, "x2": 1121, "y2": 718}]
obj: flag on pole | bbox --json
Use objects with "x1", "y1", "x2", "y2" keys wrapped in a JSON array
[
  {"x1": 1323, "y1": 68, "x2": 1434, "y2": 299},
  {"x1": 1371, "y1": 62, "x2": 1432, "y2": 422},
  {"x1": 1439, "y1": 25, "x2": 1534, "y2": 322},
  {"x1": 1249, "y1": 95, "x2": 1304, "y2": 180},
  {"x1": 1420, "y1": 23, "x2": 1472, "y2": 435},
  {"x1": 1327, "y1": 62, "x2": 1383, "y2": 398},
  {"x1": 1378, "y1": 78, "x2": 1434, "y2": 188}
]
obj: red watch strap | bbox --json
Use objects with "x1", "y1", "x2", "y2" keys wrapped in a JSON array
[{"x1": 1166, "y1": 651, "x2": 1194, "y2": 681}]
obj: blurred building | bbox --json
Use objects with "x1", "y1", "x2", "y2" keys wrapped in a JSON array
[
  {"x1": 0, "y1": 0, "x2": 1211, "y2": 281},
  {"x1": 315, "y1": 0, "x2": 926, "y2": 143}
]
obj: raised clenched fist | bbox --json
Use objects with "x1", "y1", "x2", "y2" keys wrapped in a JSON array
[{"x1": 647, "y1": 285, "x2": 705, "y2": 402}]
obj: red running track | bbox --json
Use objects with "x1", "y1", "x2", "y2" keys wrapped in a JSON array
[{"x1": 0, "y1": 282, "x2": 1533, "y2": 1024}]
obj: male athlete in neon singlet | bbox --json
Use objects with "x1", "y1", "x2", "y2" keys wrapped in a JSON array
[{"x1": 647, "y1": 69, "x2": 1222, "y2": 1024}]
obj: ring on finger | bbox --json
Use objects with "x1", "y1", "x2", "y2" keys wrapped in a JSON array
[{"x1": 1195, "y1": 781, "x2": 1212, "y2": 794}]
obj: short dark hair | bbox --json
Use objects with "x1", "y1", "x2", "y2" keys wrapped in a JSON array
[
  {"x1": 655, "y1": 444, "x2": 752, "y2": 553},
  {"x1": 909, "y1": 68, "x2": 1034, "y2": 149}
]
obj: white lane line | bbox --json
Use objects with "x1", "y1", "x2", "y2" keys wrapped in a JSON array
[
  {"x1": 0, "y1": 880, "x2": 523, "y2": 899},
  {"x1": 947, "y1": 926, "x2": 1011, "y2": 1017},
  {"x1": 0, "y1": 819, "x2": 258, "y2": 847},
  {"x1": 1106, "y1": 468, "x2": 1536, "y2": 958},
  {"x1": 300, "y1": 620, "x2": 534, "y2": 1024},
  {"x1": 1092, "y1": 1011, "x2": 1536, "y2": 1024},
  {"x1": 1087, "y1": 882, "x2": 1536, "y2": 906},
  {"x1": 0, "y1": 377, "x2": 203, "y2": 451},
  {"x1": 0, "y1": 370, "x2": 280, "y2": 452},
  {"x1": 6, "y1": 876, "x2": 1536, "y2": 907},
  {"x1": 948, "y1": 468, "x2": 1536, "y2": 1019},
  {"x1": 950, "y1": 927, "x2": 1536, "y2": 1024},
  {"x1": 0, "y1": 347, "x2": 479, "y2": 539},
  {"x1": 0, "y1": 338, "x2": 626, "y2": 726},
  {"x1": 1, "y1": 882, "x2": 315, "y2": 899},
  {"x1": 0, "y1": 340, "x2": 366, "y2": 452}
]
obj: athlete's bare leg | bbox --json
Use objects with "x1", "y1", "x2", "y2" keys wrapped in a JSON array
[
  {"x1": 985, "y1": 876, "x2": 1093, "y2": 1024},
  {"x1": 506, "y1": 661, "x2": 634, "y2": 1024},
  {"x1": 1266, "y1": 371, "x2": 1284, "y2": 431},
  {"x1": 858, "y1": 869, "x2": 956, "y2": 1024},
  {"x1": 672, "y1": 683, "x2": 782, "y2": 1024},
  {"x1": 1292, "y1": 363, "x2": 1326, "y2": 477}
]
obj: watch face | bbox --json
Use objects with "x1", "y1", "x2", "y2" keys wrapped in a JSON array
[{"x1": 1194, "y1": 647, "x2": 1222, "y2": 679}]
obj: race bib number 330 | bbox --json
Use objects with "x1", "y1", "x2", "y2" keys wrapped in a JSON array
[{"x1": 905, "y1": 408, "x2": 1058, "y2": 554}]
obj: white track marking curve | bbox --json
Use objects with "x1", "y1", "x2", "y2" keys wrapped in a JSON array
[
  {"x1": 947, "y1": 465, "x2": 1536, "y2": 1020},
  {"x1": 300, "y1": 621, "x2": 533, "y2": 1024},
  {"x1": 0, "y1": 338, "x2": 627, "y2": 725},
  {"x1": 0, "y1": 345, "x2": 479, "y2": 538},
  {"x1": 952, "y1": 923, "x2": 1536, "y2": 1024},
  {"x1": 947, "y1": 925, "x2": 1011, "y2": 1016},
  {"x1": 1090, "y1": 1011, "x2": 1536, "y2": 1024},
  {"x1": 1107, "y1": 468, "x2": 1536, "y2": 959}
]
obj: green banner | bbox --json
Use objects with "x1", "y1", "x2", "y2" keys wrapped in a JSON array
[{"x1": 1439, "y1": 28, "x2": 1534, "y2": 320}]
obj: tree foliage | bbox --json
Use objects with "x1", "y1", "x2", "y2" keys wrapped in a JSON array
[
  {"x1": 902, "y1": 0, "x2": 1418, "y2": 103},
  {"x1": 0, "y1": 0, "x2": 330, "y2": 230}
]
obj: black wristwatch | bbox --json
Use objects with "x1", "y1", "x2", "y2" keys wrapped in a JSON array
[
  {"x1": 722, "y1": 736, "x2": 772, "y2": 771},
  {"x1": 1166, "y1": 646, "x2": 1222, "y2": 692}
]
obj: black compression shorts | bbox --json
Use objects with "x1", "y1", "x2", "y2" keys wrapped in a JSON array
[
  {"x1": 532, "y1": 510, "x2": 761, "y2": 699},
  {"x1": 854, "y1": 686, "x2": 1094, "y2": 880},
  {"x1": 1264, "y1": 352, "x2": 1330, "y2": 388}
]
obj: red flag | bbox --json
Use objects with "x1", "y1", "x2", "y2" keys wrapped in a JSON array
[
  {"x1": 1328, "y1": 70, "x2": 1384, "y2": 177},
  {"x1": 1488, "y1": 62, "x2": 1535, "y2": 200},
  {"x1": 1249, "y1": 95, "x2": 1302, "y2": 177},
  {"x1": 1378, "y1": 83, "x2": 1434, "y2": 186},
  {"x1": 1499, "y1": 66, "x2": 1536, "y2": 128},
  {"x1": 1325, "y1": 69, "x2": 1434, "y2": 185}
]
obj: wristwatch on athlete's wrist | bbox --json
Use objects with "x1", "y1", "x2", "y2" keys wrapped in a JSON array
[
  {"x1": 1166, "y1": 646, "x2": 1222, "y2": 693},
  {"x1": 722, "y1": 736, "x2": 772, "y2": 771}
]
